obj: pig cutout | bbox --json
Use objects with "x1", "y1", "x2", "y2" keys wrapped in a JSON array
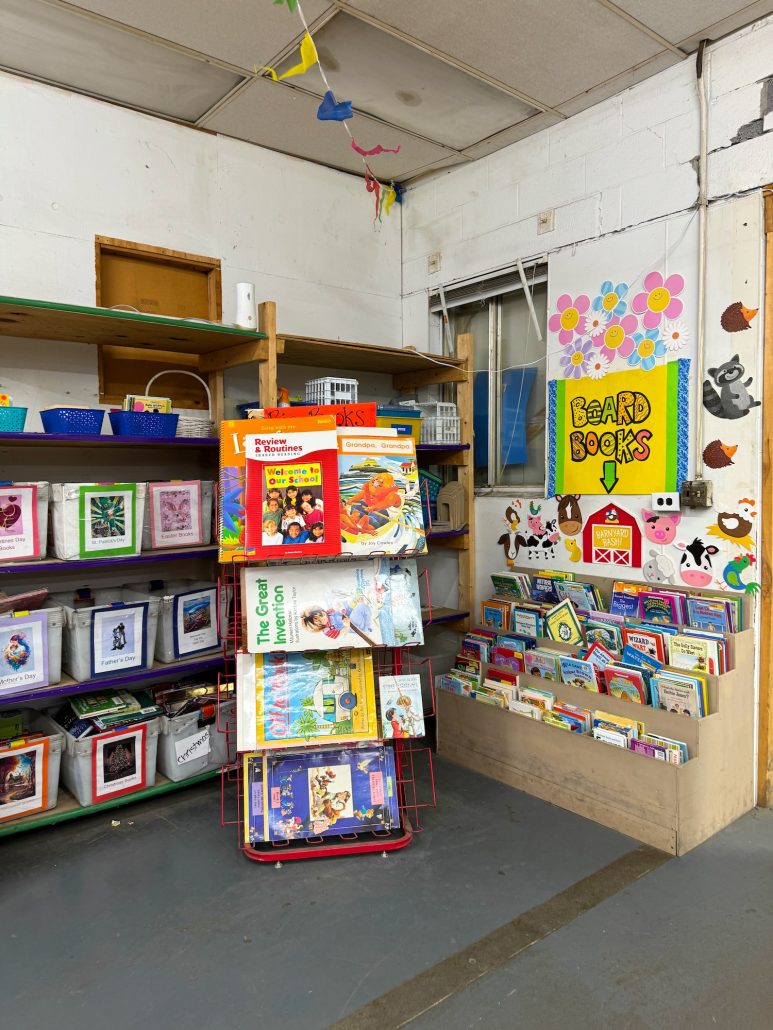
[{"x1": 641, "y1": 509, "x2": 681, "y2": 545}]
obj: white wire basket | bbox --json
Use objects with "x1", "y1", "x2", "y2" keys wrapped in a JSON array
[
  {"x1": 145, "y1": 371, "x2": 216, "y2": 438},
  {"x1": 305, "y1": 376, "x2": 359, "y2": 405},
  {"x1": 417, "y1": 401, "x2": 461, "y2": 444}
]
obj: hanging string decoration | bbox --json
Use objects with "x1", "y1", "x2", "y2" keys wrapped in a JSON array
[{"x1": 266, "y1": 0, "x2": 402, "y2": 222}]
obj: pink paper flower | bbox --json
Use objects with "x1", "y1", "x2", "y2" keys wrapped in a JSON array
[
  {"x1": 632, "y1": 271, "x2": 684, "y2": 329},
  {"x1": 549, "y1": 293, "x2": 590, "y2": 345},
  {"x1": 595, "y1": 313, "x2": 638, "y2": 363}
]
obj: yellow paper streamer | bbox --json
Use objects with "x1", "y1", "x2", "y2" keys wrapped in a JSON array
[
  {"x1": 259, "y1": 32, "x2": 318, "y2": 81},
  {"x1": 383, "y1": 185, "x2": 397, "y2": 216}
]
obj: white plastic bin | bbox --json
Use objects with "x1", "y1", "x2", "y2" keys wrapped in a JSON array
[
  {"x1": 0, "y1": 713, "x2": 64, "y2": 822},
  {"x1": 123, "y1": 580, "x2": 221, "y2": 663},
  {"x1": 156, "y1": 698, "x2": 235, "y2": 782},
  {"x1": 40, "y1": 712, "x2": 159, "y2": 807},
  {"x1": 50, "y1": 482, "x2": 146, "y2": 560},
  {"x1": 0, "y1": 605, "x2": 63, "y2": 687},
  {"x1": 141, "y1": 480, "x2": 214, "y2": 551},
  {"x1": 0, "y1": 481, "x2": 50, "y2": 562},
  {"x1": 48, "y1": 590, "x2": 160, "y2": 682}
]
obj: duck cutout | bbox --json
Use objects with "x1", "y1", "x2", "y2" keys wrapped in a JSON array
[
  {"x1": 702, "y1": 440, "x2": 737, "y2": 469},
  {"x1": 707, "y1": 498, "x2": 756, "y2": 550},
  {"x1": 722, "y1": 553, "x2": 760, "y2": 594},
  {"x1": 565, "y1": 538, "x2": 582, "y2": 563},
  {"x1": 720, "y1": 302, "x2": 758, "y2": 333}
]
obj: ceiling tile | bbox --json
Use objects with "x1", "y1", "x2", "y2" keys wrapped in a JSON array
[
  {"x1": 67, "y1": 0, "x2": 333, "y2": 70},
  {"x1": 344, "y1": 0, "x2": 665, "y2": 107},
  {"x1": 202, "y1": 78, "x2": 458, "y2": 179},
  {"x1": 1, "y1": 0, "x2": 241, "y2": 120},
  {"x1": 461, "y1": 112, "x2": 562, "y2": 160},
  {"x1": 675, "y1": 0, "x2": 773, "y2": 49},
  {"x1": 613, "y1": 0, "x2": 773, "y2": 47},
  {"x1": 277, "y1": 13, "x2": 538, "y2": 151}
]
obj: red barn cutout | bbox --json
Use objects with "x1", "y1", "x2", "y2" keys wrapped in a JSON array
[{"x1": 583, "y1": 504, "x2": 642, "y2": 568}]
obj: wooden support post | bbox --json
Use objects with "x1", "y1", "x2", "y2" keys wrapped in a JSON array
[
  {"x1": 455, "y1": 332, "x2": 474, "y2": 632},
  {"x1": 258, "y1": 301, "x2": 278, "y2": 408},
  {"x1": 209, "y1": 370, "x2": 225, "y2": 434},
  {"x1": 757, "y1": 206, "x2": 773, "y2": 805}
]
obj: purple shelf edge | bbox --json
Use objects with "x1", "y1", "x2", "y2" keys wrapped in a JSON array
[
  {"x1": 422, "y1": 609, "x2": 470, "y2": 626},
  {"x1": 0, "y1": 432, "x2": 219, "y2": 446},
  {"x1": 427, "y1": 527, "x2": 469, "y2": 540},
  {"x1": 416, "y1": 443, "x2": 470, "y2": 451},
  {"x1": 1, "y1": 653, "x2": 225, "y2": 706},
  {"x1": 0, "y1": 546, "x2": 219, "y2": 575}
]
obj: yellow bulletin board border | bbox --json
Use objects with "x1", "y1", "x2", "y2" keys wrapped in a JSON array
[{"x1": 547, "y1": 358, "x2": 690, "y2": 496}]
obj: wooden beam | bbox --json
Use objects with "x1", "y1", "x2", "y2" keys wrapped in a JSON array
[
  {"x1": 209, "y1": 370, "x2": 225, "y2": 432},
  {"x1": 258, "y1": 301, "x2": 278, "y2": 408},
  {"x1": 455, "y1": 332, "x2": 474, "y2": 634},
  {"x1": 758, "y1": 217, "x2": 773, "y2": 806},
  {"x1": 393, "y1": 365, "x2": 468, "y2": 391},
  {"x1": 198, "y1": 339, "x2": 270, "y2": 372}
]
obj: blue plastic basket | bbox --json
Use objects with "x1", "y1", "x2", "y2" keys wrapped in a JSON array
[
  {"x1": 41, "y1": 407, "x2": 104, "y2": 434},
  {"x1": 109, "y1": 410, "x2": 180, "y2": 438},
  {"x1": 0, "y1": 406, "x2": 27, "y2": 432}
]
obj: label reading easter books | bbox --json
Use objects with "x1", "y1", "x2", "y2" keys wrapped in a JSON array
[
  {"x1": 78, "y1": 483, "x2": 137, "y2": 558},
  {"x1": 148, "y1": 481, "x2": 203, "y2": 548},
  {"x1": 0, "y1": 484, "x2": 39, "y2": 562},
  {"x1": 244, "y1": 415, "x2": 341, "y2": 559}
]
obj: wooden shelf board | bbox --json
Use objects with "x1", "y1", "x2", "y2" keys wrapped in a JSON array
[
  {"x1": 0, "y1": 545, "x2": 219, "y2": 575},
  {"x1": 0, "y1": 295, "x2": 265, "y2": 355},
  {"x1": 0, "y1": 769, "x2": 219, "y2": 837},
  {"x1": 427, "y1": 527, "x2": 469, "y2": 541},
  {"x1": 277, "y1": 334, "x2": 466, "y2": 375},
  {"x1": 0, "y1": 432, "x2": 219, "y2": 447}
]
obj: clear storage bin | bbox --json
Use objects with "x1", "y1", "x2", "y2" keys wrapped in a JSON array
[
  {"x1": 39, "y1": 712, "x2": 159, "y2": 807},
  {"x1": 48, "y1": 589, "x2": 160, "y2": 682},
  {"x1": 122, "y1": 580, "x2": 221, "y2": 663},
  {"x1": 141, "y1": 480, "x2": 214, "y2": 551},
  {"x1": 0, "y1": 713, "x2": 64, "y2": 822},
  {"x1": 156, "y1": 698, "x2": 235, "y2": 782},
  {"x1": 50, "y1": 482, "x2": 146, "y2": 560}
]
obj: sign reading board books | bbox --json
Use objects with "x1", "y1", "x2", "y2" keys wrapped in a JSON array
[
  {"x1": 244, "y1": 415, "x2": 341, "y2": 559},
  {"x1": 241, "y1": 558, "x2": 424, "y2": 653},
  {"x1": 338, "y1": 434, "x2": 426, "y2": 556},
  {"x1": 547, "y1": 360, "x2": 689, "y2": 495}
]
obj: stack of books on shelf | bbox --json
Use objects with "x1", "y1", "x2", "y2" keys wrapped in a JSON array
[{"x1": 435, "y1": 569, "x2": 744, "y2": 766}]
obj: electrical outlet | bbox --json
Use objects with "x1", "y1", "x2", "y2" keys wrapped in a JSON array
[
  {"x1": 427, "y1": 252, "x2": 441, "y2": 275},
  {"x1": 651, "y1": 491, "x2": 680, "y2": 513},
  {"x1": 537, "y1": 210, "x2": 555, "y2": 234},
  {"x1": 680, "y1": 479, "x2": 714, "y2": 509}
]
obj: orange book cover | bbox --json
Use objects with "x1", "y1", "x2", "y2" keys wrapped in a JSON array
[{"x1": 219, "y1": 419, "x2": 259, "y2": 563}]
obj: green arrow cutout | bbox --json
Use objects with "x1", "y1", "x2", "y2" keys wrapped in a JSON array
[{"x1": 600, "y1": 460, "x2": 618, "y2": 494}]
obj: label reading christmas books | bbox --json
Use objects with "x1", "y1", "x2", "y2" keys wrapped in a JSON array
[
  {"x1": 92, "y1": 724, "x2": 147, "y2": 802},
  {"x1": 0, "y1": 484, "x2": 40, "y2": 562},
  {"x1": 244, "y1": 416, "x2": 341, "y2": 559},
  {"x1": 0, "y1": 737, "x2": 49, "y2": 821}
]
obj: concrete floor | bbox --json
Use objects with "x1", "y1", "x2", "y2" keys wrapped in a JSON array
[{"x1": 2, "y1": 758, "x2": 772, "y2": 1029}]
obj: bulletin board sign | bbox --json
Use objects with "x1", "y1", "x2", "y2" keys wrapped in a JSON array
[{"x1": 547, "y1": 359, "x2": 689, "y2": 496}]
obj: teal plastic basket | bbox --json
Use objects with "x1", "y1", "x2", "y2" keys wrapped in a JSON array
[{"x1": 0, "y1": 406, "x2": 27, "y2": 432}]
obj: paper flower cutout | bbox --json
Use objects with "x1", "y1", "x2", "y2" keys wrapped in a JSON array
[
  {"x1": 628, "y1": 328, "x2": 667, "y2": 371},
  {"x1": 549, "y1": 293, "x2": 590, "y2": 345},
  {"x1": 560, "y1": 338, "x2": 593, "y2": 379},
  {"x1": 662, "y1": 319, "x2": 689, "y2": 352},
  {"x1": 586, "y1": 352, "x2": 610, "y2": 380},
  {"x1": 592, "y1": 281, "x2": 629, "y2": 317},
  {"x1": 317, "y1": 90, "x2": 353, "y2": 121},
  {"x1": 595, "y1": 313, "x2": 637, "y2": 363},
  {"x1": 632, "y1": 272, "x2": 684, "y2": 329},
  {"x1": 583, "y1": 310, "x2": 609, "y2": 337}
]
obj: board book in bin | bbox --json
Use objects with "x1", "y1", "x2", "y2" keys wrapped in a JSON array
[
  {"x1": 242, "y1": 559, "x2": 423, "y2": 653},
  {"x1": 244, "y1": 415, "x2": 341, "y2": 559},
  {"x1": 338, "y1": 433, "x2": 426, "y2": 556},
  {"x1": 236, "y1": 649, "x2": 378, "y2": 751},
  {"x1": 243, "y1": 743, "x2": 400, "y2": 843}
]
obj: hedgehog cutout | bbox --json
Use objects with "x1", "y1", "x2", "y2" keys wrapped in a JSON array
[
  {"x1": 703, "y1": 440, "x2": 737, "y2": 469},
  {"x1": 720, "y1": 302, "x2": 758, "y2": 333}
]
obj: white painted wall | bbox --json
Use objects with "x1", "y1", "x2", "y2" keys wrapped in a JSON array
[{"x1": 0, "y1": 70, "x2": 402, "y2": 420}]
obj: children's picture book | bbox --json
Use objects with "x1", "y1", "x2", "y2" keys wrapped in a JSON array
[
  {"x1": 510, "y1": 699, "x2": 543, "y2": 720},
  {"x1": 594, "y1": 709, "x2": 644, "y2": 738},
  {"x1": 436, "y1": 672, "x2": 474, "y2": 697},
  {"x1": 603, "y1": 665, "x2": 648, "y2": 704},
  {"x1": 622, "y1": 626, "x2": 666, "y2": 663},
  {"x1": 642, "y1": 732, "x2": 688, "y2": 764},
  {"x1": 248, "y1": 402, "x2": 377, "y2": 428},
  {"x1": 219, "y1": 419, "x2": 258, "y2": 562},
  {"x1": 510, "y1": 606, "x2": 542, "y2": 640},
  {"x1": 253, "y1": 744, "x2": 401, "y2": 842},
  {"x1": 244, "y1": 415, "x2": 341, "y2": 559},
  {"x1": 0, "y1": 484, "x2": 40, "y2": 562},
  {"x1": 584, "y1": 641, "x2": 617, "y2": 675},
  {"x1": 630, "y1": 738, "x2": 667, "y2": 761},
  {"x1": 558, "y1": 655, "x2": 600, "y2": 692},
  {"x1": 242, "y1": 559, "x2": 423, "y2": 653},
  {"x1": 651, "y1": 672, "x2": 707, "y2": 717},
  {"x1": 123, "y1": 394, "x2": 172, "y2": 413},
  {"x1": 584, "y1": 619, "x2": 623, "y2": 653},
  {"x1": 90, "y1": 602, "x2": 148, "y2": 677},
  {"x1": 544, "y1": 599, "x2": 584, "y2": 646},
  {"x1": 0, "y1": 611, "x2": 49, "y2": 694},
  {"x1": 686, "y1": 596, "x2": 731, "y2": 633},
  {"x1": 531, "y1": 570, "x2": 574, "y2": 603},
  {"x1": 480, "y1": 599, "x2": 511, "y2": 630},
  {"x1": 490, "y1": 645, "x2": 525, "y2": 675},
  {"x1": 552, "y1": 702, "x2": 592, "y2": 733},
  {"x1": 338, "y1": 434, "x2": 426, "y2": 556},
  {"x1": 520, "y1": 685, "x2": 555, "y2": 711},
  {"x1": 173, "y1": 587, "x2": 219, "y2": 658},
  {"x1": 638, "y1": 590, "x2": 685, "y2": 625},
  {"x1": 555, "y1": 580, "x2": 601, "y2": 611},
  {"x1": 148, "y1": 481, "x2": 203, "y2": 548},
  {"x1": 236, "y1": 649, "x2": 378, "y2": 751},
  {"x1": 78, "y1": 484, "x2": 137, "y2": 559},
  {"x1": 524, "y1": 648, "x2": 560, "y2": 681},
  {"x1": 490, "y1": 570, "x2": 530, "y2": 600},
  {"x1": 70, "y1": 690, "x2": 141, "y2": 720},
  {"x1": 668, "y1": 633, "x2": 723, "y2": 675},
  {"x1": 0, "y1": 736, "x2": 49, "y2": 821},
  {"x1": 243, "y1": 752, "x2": 266, "y2": 844},
  {"x1": 621, "y1": 643, "x2": 662, "y2": 675},
  {"x1": 379, "y1": 674, "x2": 425, "y2": 738},
  {"x1": 609, "y1": 580, "x2": 648, "y2": 617},
  {"x1": 454, "y1": 655, "x2": 483, "y2": 683},
  {"x1": 92, "y1": 725, "x2": 147, "y2": 802}
]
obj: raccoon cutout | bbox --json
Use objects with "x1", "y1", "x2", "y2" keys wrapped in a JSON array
[{"x1": 702, "y1": 356, "x2": 760, "y2": 420}]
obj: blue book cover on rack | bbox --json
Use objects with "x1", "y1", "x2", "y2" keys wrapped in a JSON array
[{"x1": 264, "y1": 744, "x2": 400, "y2": 841}]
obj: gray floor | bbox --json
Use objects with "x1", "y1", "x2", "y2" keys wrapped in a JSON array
[{"x1": 2, "y1": 759, "x2": 772, "y2": 1029}]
